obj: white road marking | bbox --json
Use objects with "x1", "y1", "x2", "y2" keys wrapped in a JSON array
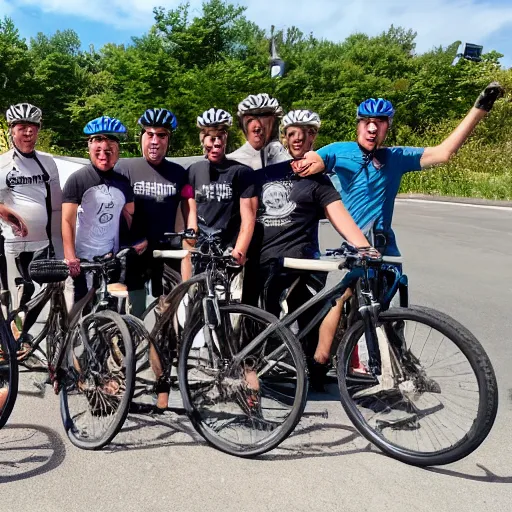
[{"x1": 397, "y1": 198, "x2": 512, "y2": 212}]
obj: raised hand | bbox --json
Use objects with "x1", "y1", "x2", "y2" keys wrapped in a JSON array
[{"x1": 474, "y1": 82, "x2": 505, "y2": 112}]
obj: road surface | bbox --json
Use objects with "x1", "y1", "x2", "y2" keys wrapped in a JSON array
[{"x1": 2, "y1": 200, "x2": 512, "y2": 512}]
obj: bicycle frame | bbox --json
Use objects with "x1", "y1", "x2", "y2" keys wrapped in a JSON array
[
  {"x1": 11, "y1": 257, "x2": 123, "y2": 380},
  {"x1": 233, "y1": 257, "x2": 407, "y2": 376}
]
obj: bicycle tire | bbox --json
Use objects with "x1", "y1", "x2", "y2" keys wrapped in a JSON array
[
  {"x1": 179, "y1": 303, "x2": 307, "y2": 457},
  {"x1": 0, "y1": 319, "x2": 18, "y2": 429},
  {"x1": 337, "y1": 305, "x2": 498, "y2": 466},
  {"x1": 60, "y1": 310, "x2": 135, "y2": 450}
]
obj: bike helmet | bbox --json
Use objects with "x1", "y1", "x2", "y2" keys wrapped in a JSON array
[
  {"x1": 237, "y1": 93, "x2": 284, "y2": 117},
  {"x1": 282, "y1": 110, "x2": 321, "y2": 130},
  {"x1": 6, "y1": 103, "x2": 42, "y2": 127},
  {"x1": 138, "y1": 108, "x2": 178, "y2": 131},
  {"x1": 197, "y1": 108, "x2": 233, "y2": 128},
  {"x1": 356, "y1": 98, "x2": 395, "y2": 123},
  {"x1": 84, "y1": 116, "x2": 127, "y2": 139}
]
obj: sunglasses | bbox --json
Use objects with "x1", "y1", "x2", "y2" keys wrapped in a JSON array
[{"x1": 88, "y1": 135, "x2": 120, "y2": 143}]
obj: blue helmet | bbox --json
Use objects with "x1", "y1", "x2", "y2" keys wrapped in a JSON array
[
  {"x1": 84, "y1": 116, "x2": 127, "y2": 139},
  {"x1": 357, "y1": 98, "x2": 395, "y2": 123},
  {"x1": 138, "y1": 108, "x2": 178, "y2": 131}
]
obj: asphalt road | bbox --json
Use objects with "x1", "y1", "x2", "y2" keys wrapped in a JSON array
[{"x1": 2, "y1": 199, "x2": 512, "y2": 512}]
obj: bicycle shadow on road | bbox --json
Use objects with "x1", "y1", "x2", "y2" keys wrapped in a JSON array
[
  {"x1": 262, "y1": 421, "x2": 373, "y2": 461},
  {"x1": 425, "y1": 464, "x2": 512, "y2": 484},
  {"x1": 106, "y1": 412, "x2": 205, "y2": 453},
  {"x1": 0, "y1": 424, "x2": 66, "y2": 484},
  {"x1": 263, "y1": 420, "x2": 512, "y2": 484}
]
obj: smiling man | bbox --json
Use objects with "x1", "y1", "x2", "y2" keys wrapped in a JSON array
[
  {"x1": 116, "y1": 108, "x2": 196, "y2": 318},
  {"x1": 0, "y1": 103, "x2": 62, "y2": 312},
  {"x1": 61, "y1": 116, "x2": 134, "y2": 302},
  {"x1": 294, "y1": 82, "x2": 505, "y2": 256}
]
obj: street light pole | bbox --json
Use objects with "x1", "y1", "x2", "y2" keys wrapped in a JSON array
[{"x1": 269, "y1": 25, "x2": 285, "y2": 78}]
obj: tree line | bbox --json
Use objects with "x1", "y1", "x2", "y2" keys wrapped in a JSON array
[{"x1": 1, "y1": 0, "x2": 511, "y2": 198}]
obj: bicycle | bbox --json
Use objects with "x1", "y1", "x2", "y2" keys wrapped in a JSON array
[
  {"x1": 150, "y1": 229, "x2": 308, "y2": 457},
  {"x1": 280, "y1": 243, "x2": 498, "y2": 466},
  {"x1": 9, "y1": 254, "x2": 136, "y2": 449},
  {"x1": 0, "y1": 301, "x2": 18, "y2": 429}
]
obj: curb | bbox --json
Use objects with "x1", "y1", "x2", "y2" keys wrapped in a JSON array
[{"x1": 397, "y1": 193, "x2": 512, "y2": 208}]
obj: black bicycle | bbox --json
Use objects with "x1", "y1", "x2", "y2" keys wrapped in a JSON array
[
  {"x1": 8, "y1": 254, "x2": 136, "y2": 449},
  {"x1": 280, "y1": 244, "x2": 498, "y2": 466},
  {"x1": 150, "y1": 229, "x2": 308, "y2": 457},
  {"x1": 0, "y1": 302, "x2": 18, "y2": 429}
]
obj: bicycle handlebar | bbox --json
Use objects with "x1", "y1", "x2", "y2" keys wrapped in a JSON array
[
  {"x1": 283, "y1": 258, "x2": 343, "y2": 272},
  {"x1": 282, "y1": 243, "x2": 401, "y2": 273},
  {"x1": 153, "y1": 249, "x2": 189, "y2": 260}
]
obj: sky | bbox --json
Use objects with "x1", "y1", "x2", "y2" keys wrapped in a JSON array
[{"x1": 1, "y1": 0, "x2": 512, "y2": 67}]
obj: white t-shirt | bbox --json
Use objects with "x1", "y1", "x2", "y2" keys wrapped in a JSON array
[{"x1": 0, "y1": 148, "x2": 62, "y2": 252}]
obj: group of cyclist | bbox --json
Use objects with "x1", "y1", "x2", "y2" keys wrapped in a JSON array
[{"x1": 0, "y1": 81, "x2": 504, "y2": 398}]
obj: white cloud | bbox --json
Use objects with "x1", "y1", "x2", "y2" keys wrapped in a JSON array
[{"x1": 9, "y1": 0, "x2": 512, "y2": 54}]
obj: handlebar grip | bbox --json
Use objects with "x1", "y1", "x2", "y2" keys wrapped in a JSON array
[
  {"x1": 283, "y1": 258, "x2": 343, "y2": 272},
  {"x1": 29, "y1": 259, "x2": 70, "y2": 284},
  {"x1": 153, "y1": 249, "x2": 189, "y2": 260}
]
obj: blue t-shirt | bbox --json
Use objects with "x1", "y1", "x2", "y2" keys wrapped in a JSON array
[{"x1": 317, "y1": 142, "x2": 424, "y2": 256}]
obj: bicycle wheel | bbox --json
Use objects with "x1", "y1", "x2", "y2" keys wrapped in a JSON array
[
  {"x1": 60, "y1": 310, "x2": 135, "y2": 449},
  {"x1": 337, "y1": 306, "x2": 498, "y2": 466},
  {"x1": 179, "y1": 303, "x2": 307, "y2": 457},
  {"x1": 0, "y1": 319, "x2": 18, "y2": 429}
]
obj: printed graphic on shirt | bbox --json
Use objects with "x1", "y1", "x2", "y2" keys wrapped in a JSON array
[
  {"x1": 6, "y1": 167, "x2": 47, "y2": 187},
  {"x1": 133, "y1": 181, "x2": 178, "y2": 202},
  {"x1": 258, "y1": 181, "x2": 296, "y2": 227},
  {"x1": 198, "y1": 182, "x2": 232, "y2": 202},
  {"x1": 76, "y1": 183, "x2": 126, "y2": 258}
]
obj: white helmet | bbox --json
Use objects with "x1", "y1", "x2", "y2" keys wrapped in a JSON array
[
  {"x1": 197, "y1": 108, "x2": 233, "y2": 128},
  {"x1": 282, "y1": 109, "x2": 321, "y2": 130},
  {"x1": 6, "y1": 103, "x2": 42, "y2": 127},
  {"x1": 237, "y1": 93, "x2": 283, "y2": 117}
]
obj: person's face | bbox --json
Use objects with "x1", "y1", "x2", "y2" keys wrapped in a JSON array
[
  {"x1": 88, "y1": 136, "x2": 120, "y2": 171},
  {"x1": 356, "y1": 117, "x2": 389, "y2": 152},
  {"x1": 202, "y1": 131, "x2": 227, "y2": 163},
  {"x1": 285, "y1": 126, "x2": 318, "y2": 159},
  {"x1": 245, "y1": 115, "x2": 275, "y2": 150},
  {"x1": 141, "y1": 127, "x2": 169, "y2": 165},
  {"x1": 11, "y1": 123, "x2": 39, "y2": 153}
]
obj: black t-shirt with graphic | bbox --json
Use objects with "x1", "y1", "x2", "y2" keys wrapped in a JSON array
[
  {"x1": 188, "y1": 158, "x2": 257, "y2": 247},
  {"x1": 116, "y1": 157, "x2": 192, "y2": 247},
  {"x1": 62, "y1": 164, "x2": 133, "y2": 260},
  {"x1": 254, "y1": 161, "x2": 340, "y2": 264}
]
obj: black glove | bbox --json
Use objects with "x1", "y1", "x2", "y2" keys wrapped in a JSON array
[{"x1": 474, "y1": 82, "x2": 505, "y2": 111}]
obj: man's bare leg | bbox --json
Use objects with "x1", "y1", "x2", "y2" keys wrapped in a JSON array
[
  {"x1": 149, "y1": 342, "x2": 169, "y2": 409},
  {"x1": 315, "y1": 288, "x2": 353, "y2": 364}
]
